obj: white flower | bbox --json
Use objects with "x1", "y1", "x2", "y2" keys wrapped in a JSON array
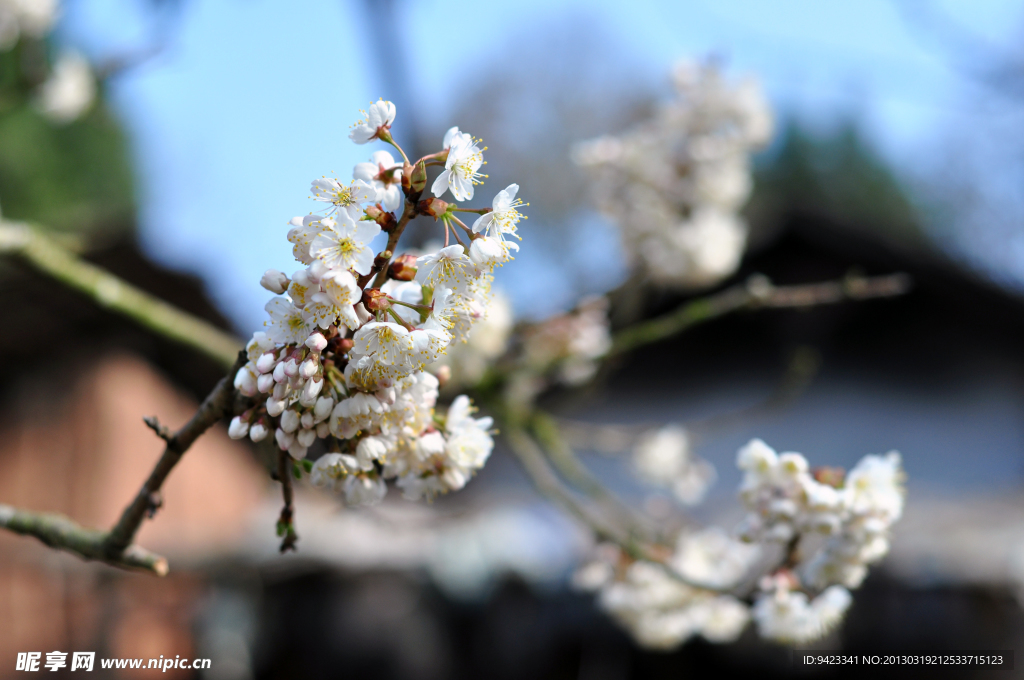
[
  {"x1": 469, "y1": 236, "x2": 517, "y2": 270},
  {"x1": 343, "y1": 474, "x2": 387, "y2": 505},
  {"x1": 354, "y1": 150, "x2": 403, "y2": 212},
  {"x1": 356, "y1": 435, "x2": 390, "y2": 470},
  {"x1": 34, "y1": 51, "x2": 94, "y2": 124},
  {"x1": 843, "y1": 452, "x2": 904, "y2": 522},
  {"x1": 415, "y1": 245, "x2": 473, "y2": 289},
  {"x1": 310, "y1": 177, "x2": 377, "y2": 216},
  {"x1": 431, "y1": 132, "x2": 485, "y2": 201},
  {"x1": 352, "y1": 322, "x2": 414, "y2": 366},
  {"x1": 472, "y1": 184, "x2": 526, "y2": 241},
  {"x1": 753, "y1": 585, "x2": 851, "y2": 644},
  {"x1": 442, "y1": 126, "x2": 467, "y2": 149},
  {"x1": 409, "y1": 326, "x2": 452, "y2": 367},
  {"x1": 309, "y1": 211, "x2": 381, "y2": 275},
  {"x1": 349, "y1": 99, "x2": 396, "y2": 144},
  {"x1": 310, "y1": 453, "x2": 354, "y2": 492},
  {"x1": 445, "y1": 401, "x2": 494, "y2": 470},
  {"x1": 264, "y1": 297, "x2": 312, "y2": 345},
  {"x1": 320, "y1": 269, "x2": 362, "y2": 329}
]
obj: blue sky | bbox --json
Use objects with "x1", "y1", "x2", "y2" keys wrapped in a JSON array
[{"x1": 62, "y1": 0, "x2": 1024, "y2": 329}]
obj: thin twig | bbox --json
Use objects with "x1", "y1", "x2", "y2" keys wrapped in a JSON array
[
  {"x1": 143, "y1": 416, "x2": 173, "y2": 443},
  {"x1": 360, "y1": 187, "x2": 424, "y2": 289},
  {"x1": 503, "y1": 423, "x2": 726, "y2": 592},
  {"x1": 530, "y1": 411, "x2": 659, "y2": 537},
  {"x1": 102, "y1": 351, "x2": 248, "y2": 556},
  {"x1": 0, "y1": 221, "x2": 243, "y2": 369},
  {"x1": 608, "y1": 272, "x2": 911, "y2": 358},
  {"x1": 277, "y1": 450, "x2": 298, "y2": 553},
  {"x1": 0, "y1": 504, "x2": 168, "y2": 576}
]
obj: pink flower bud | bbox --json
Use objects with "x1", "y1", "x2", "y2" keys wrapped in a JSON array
[
  {"x1": 249, "y1": 422, "x2": 269, "y2": 442},
  {"x1": 316, "y1": 421, "x2": 330, "y2": 438},
  {"x1": 228, "y1": 416, "x2": 250, "y2": 440},
  {"x1": 275, "y1": 427, "x2": 294, "y2": 450},
  {"x1": 305, "y1": 332, "x2": 328, "y2": 352},
  {"x1": 266, "y1": 397, "x2": 286, "y2": 417},
  {"x1": 314, "y1": 396, "x2": 334, "y2": 421},
  {"x1": 297, "y1": 428, "x2": 317, "y2": 447},
  {"x1": 300, "y1": 412, "x2": 315, "y2": 430},
  {"x1": 273, "y1": 361, "x2": 287, "y2": 383},
  {"x1": 256, "y1": 352, "x2": 277, "y2": 374},
  {"x1": 257, "y1": 373, "x2": 275, "y2": 394},
  {"x1": 280, "y1": 409, "x2": 300, "y2": 433},
  {"x1": 260, "y1": 269, "x2": 289, "y2": 294},
  {"x1": 283, "y1": 359, "x2": 299, "y2": 377},
  {"x1": 234, "y1": 365, "x2": 258, "y2": 397},
  {"x1": 300, "y1": 358, "x2": 318, "y2": 379}
]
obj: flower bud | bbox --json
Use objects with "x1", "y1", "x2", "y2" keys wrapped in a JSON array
[
  {"x1": 234, "y1": 365, "x2": 258, "y2": 397},
  {"x1": 228, "y1": 416, "x2": 250, "y2": 440},
  {"x1": 275, "y1": 427, "x2": 295, "y2": 450},
  {"x1": 297, "y1": 427, "x2": 317, "y2": 447},
  {"x1": 257, "y1": 373, "x2": 275, "y2": 394},
  {"x1": 361, "y1": 288, "x2": 392, "y2": 312},
  {"x1": 272, "y1": 382, "x2": 288, "y2": 399},
  {"x1": 388, "y1": 254, "x2": 418, "y2": 281},
  {"x1": 300, "y1": 412, "x2": 315, "y2": 430},
  {"x1": 300, "y1": 357, "x2": 319, "y2": 379},
  {"x1": 316, "y1": 421, "x2": 330, "y2": 438},
  {"x1": 250, "y1": 421, "x2": 269, "y2": 442},
  {"x1": 260, "y1": 269, "x2": 289, "y2": 294},
  {"x1": 305, "y1": 332, "x2": 328, "y2": 352},
  {"x1": 266, "y1": 396, "x2": 286, "y2": 417},
  {"x1": 403, "y1": 160, "x2": 427, "y2": 194},
  {"x1": 280, "y1": 409, "x2": 300, "y2": 433},
  {"x1": 417, "y1": 197, "x2": 448, "y2": 219},
  {"x1": 273, "y1": 361, "x2": 287, "y2": 383},
  {"x1": 300, "y1": 378, "x2": 323, "y2": 406},
  {"x1": 314, "y1": 396, "x2": 334, "y2": 421},
  {"x1": 813, "y1": 466, "x2": 846, "y2": 488},
  {"x1": 283, "y1": 358, "x2": 299, "y2": 377},
  {"x1": 365, "y1": 205, "x2": 398, "y2": 232},
  {"x1": 256, "y1": 352, "x2": 277, "y2": 374},
  {"x1": 288, "y1": 441, "x2": 309, "y2": 460}
]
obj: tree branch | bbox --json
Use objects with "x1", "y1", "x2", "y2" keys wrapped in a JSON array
[
  {"x1": 0, "y1": 504, "x2": 168, "y2": 576},
  {"x1": 503, "y1": 422, "x2": 726, "y2": 592},
  {"x1": 608, "y1": 272, "x2": 911, "y2": 358},
  {"x1": 0, "y1": 221, "x2": 243, "y2": 370},
  {"x1": 103, "y1": 351, "x2": 247, "y2": 556}
]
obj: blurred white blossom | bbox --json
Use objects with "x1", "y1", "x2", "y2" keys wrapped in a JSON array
[{"x1": 574, "y1": 60, "x2": 772, "y2": 288}]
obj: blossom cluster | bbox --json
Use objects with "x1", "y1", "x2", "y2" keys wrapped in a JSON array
[
  {"x1": 230, "y1": 100, "x2": 525, "y2": 506},
  {"x1": 574, "y1": 529, "x2": 759, "y2": 650},
  {"x1": 632, "y1": 425, "x2": 716, "y2": 506},
  {"x1": 0, "y1": 0, "x2": 56, "y2": 50},
  {"x1": 0, "y1": 0, "x2": 95, "y2": 125},
  {"x1": 573, "y1": 60, "x2": 772, "y2": 288},
  {"x1": 576, "y1": 438, "x2": 905, "y2": 648}
]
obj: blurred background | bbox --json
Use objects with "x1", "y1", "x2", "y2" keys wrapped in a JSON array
[{"x1": 3, "y1": 0, "x2": 1024, "y2": 677}]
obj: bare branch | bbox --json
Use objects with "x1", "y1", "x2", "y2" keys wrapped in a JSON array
[
  {"x1": 608, "y1": 272, "x2": 911, "y2": 358},
  {"x1": 503, "y1": 423, "x2": 727, "y2": 592},
  {"x1": 0, "y1": 221, "x2": 243, "y2": 370},
  {"x1": 0, "y1": 504, "x2": 168, "y2": 576},
  {"x1": 103, "y1": 351, "x2": 248, "y2": 556}
]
